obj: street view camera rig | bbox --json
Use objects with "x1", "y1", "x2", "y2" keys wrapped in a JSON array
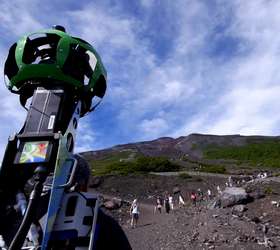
[{"x1": 0, "y1": 26, "x2": 106, "y2": 249}]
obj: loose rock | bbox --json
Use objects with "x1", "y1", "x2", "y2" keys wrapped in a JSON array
[
  {"x1": 219, "y1": 187, "x2": 250, "y2": 207},
  {"x1": 232, "y1": 204, "x2": 247, "y2": 213},
  {"x1": 103, "y1": 197, "x2": 122, "y2": 210}
]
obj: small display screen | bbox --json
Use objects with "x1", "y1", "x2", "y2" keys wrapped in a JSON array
[{"x1": 19, "y1": 141, "x2": 49, "y2": 163}]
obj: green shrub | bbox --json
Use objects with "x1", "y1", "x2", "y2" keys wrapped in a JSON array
[
  {"x1": 199, "y1": 164, "x2": 226, "y2": 174},
  {"x1": 264, "y1": 186, "x2": 273, "y2": 195},
  {"x1": 203, "y1": 140, "x2": 280, "y2": 168},
  {"x1": 105, "y1": 161, "x2": 135, "y2": 175},
  {"x1": 97, "y1": 156, "x2": 181, "y2": 175},
  {"x1": 135, "y1": 156, "x2": 180, "y2": 172}
]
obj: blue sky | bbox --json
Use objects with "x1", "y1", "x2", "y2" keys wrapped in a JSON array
[{"x1": 1, "y1": 0, "x2": 280, "y2": 158}]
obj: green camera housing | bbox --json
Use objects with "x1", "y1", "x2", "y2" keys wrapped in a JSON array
[{"x1": 4, "y1": 28, "x2": 107, "y2": 115}]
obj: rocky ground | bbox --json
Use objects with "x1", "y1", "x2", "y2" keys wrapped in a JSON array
[{"x1": 92, "y1": 173, "x2": 280, "y2": 249}]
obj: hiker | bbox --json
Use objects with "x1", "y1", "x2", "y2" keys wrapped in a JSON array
[
  {"x1": 164, "y1": 195, "x2": 170, "y2": 213},
  {"x1": 154, "y1": 196, "x2": 163, "y2": 214},
  {"x1": 178, "y1": 193, "x2": 185, "y2": 207},
  {"x1": 207, "y1": 189, "x2": 212, "y2": 200},
  {"x1": 130, "y1": 199, "x2": 139, "y2": 228},
  {"x1": 217, "y1": 185, "x2": 222, "y2": 194},
  {"x1": 190, "y1": 192, "x2": 197, "y2": 206},
  {"x1": 228, "y1": 176, "x2": 233, "y2": 187},
  {"x1": 197, "y1": 188, "x2": 203, "y2": 202},
  {"x1": 168, "y1": 194, "x2": 174, "y2": 210}
]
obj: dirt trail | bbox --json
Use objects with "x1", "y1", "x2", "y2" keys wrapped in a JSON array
[
  {"x1": 99, "y1": 193, "x2": 175, "y2": 249},
  {"x1": 122, "y1": 200, "x2": 280, "y2": 250},
  {"x1": 150, "y1": 171, "x2": 231, "y2": 178},
  {"x1": 99, "y1": 192, "x2": 177, "y2": 249},
  {"x1": 152, "y1": 171, "x2": 280, "y2": 183},
  {"x1": 123, "y1": 202, "x2": 181, "y2": 250},
  {"x1": 96, "y1": 175, "x2": 280, "y2": 249}
]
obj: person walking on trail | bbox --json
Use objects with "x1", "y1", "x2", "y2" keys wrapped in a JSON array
[
  {"x1": 168, "y1": 194, "x2": 174, "y2": 210},
  {"x1": 197, "y1": 188, "x2": 203, "y2": 202},
  {"x1": 130, "y1": 199, "x2": 139, "y2": 228},
  {"x1": 228, "y1": 176, "x2": 233, "y2": 187},
  {"x1": 217, "y1": 185, "x2": 222, "y2": 194},
  {"x1": 154, "y1": 196, "x2": 162, "y2": 214},
  {"x1": 164, "y1": 195, "x2": 170, "y2": 213},
  {"x1": 178, "y1": 193, "x2": 185, "y2": 207},
  {"x1": 207, "y1": 189, "x2": 212, "y2": 200},
  {"x1": 190, "y1": 192, "x2": 197, "y2": 206}
]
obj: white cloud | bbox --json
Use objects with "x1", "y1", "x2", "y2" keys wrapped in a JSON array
[
  {"x1": 207, "y1": 86, "x2": 280, "y2": 135},
  {"x1": 0, "y1": 43, "x2": 26, "y2": 161},
  {"x1": 170, "y1": 0, "x2": 280, "y2": 138},
  {"x1": 0, "y1": 0, "x2": 42, "y2": 36},
  {"x1": 67, "y1": 4, "x2": 140, "y2": 51},
  {"x1": 1, "y1": 0, "x2": 280, "y2": 159},
  {"x1": 138, "y1": 118, "x2": 168, "y2": 139},
  {"x1": 0, "y1": 0, "x2": 44, "y2": 160},
  {"x1": 75, "y1": 118, "x2": 99, "y2": 153}
]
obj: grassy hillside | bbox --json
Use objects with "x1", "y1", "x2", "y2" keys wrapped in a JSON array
[
  {"x1": 203, "y1": 140, "x2": 280, "y2": 168},
  {"x1": 88, "y1": 150, "x2": 140, "y2": 172},
  {"x1": 89, "y1": 153, "x2": 181, "y2": 175},
  {"x1": 84, "y1": 135, "x2": 280, "y2": 175}
]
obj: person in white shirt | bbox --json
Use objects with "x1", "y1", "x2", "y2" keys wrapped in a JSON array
[
  {"x1": 179, "y1": 194, "x2": 185, "y2": 207},
  {"x1": 130, "y1": 199, "x2": 140, "y2": 228},
  {"x1": 228, "y1": 176, "x2": 233, "y2": 187},
  {"x1": 154, "y1": 197, "x2": 163, "y2": 214},
  {"x1": 207, "y1": 189, "x2": 212, "y2": 200},
  {"x1": 168, "y1": 195, "x2": 174, "y2": 210},
  {"x1": 217, "y1": 185, "x2": 222, "y2": 194}
]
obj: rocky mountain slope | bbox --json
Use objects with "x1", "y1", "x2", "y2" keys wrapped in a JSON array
[
  {"x1": 83, "y1": 133, "x2": 279, "y2": 158},
  {"x1": 82, "y1": 133, "x2": 280, "y2": 174},
  {"x1": 84, "y1": 133, "x2": 280, "y2": 249}
]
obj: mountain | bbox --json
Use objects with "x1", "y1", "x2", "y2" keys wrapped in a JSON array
[
  {"x1": 81, "y1": 133, "x2": 280, "y2": 174},
  {"x1": 84, "y1": 134, "x2": 280, "y2": 249}
]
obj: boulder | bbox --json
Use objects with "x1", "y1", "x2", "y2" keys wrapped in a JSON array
[
  {"x1": 232, "y1": 204, "x2": 247, "y2": 213},
  {"x1": 103, "y1": 200, "x2": 116, "y2": 210},
  {"x1": 208, "y1": 199, "x2": 221, "y2": 209},
  {"x1": 249, "y1": 189, "x2": 265, "y2": 200},
  {"x1": 271, "y1": 201, "x2": 280, "y2": 207},
  {"x1": 112, "y1": 197, "x2": 122, "y2": 208},
  {"x1": 219, "y1": 187, "x2": 250, "y2": 207},
  {"x1": 103, "y1": 197, "x2": 122, "y2": 210}
]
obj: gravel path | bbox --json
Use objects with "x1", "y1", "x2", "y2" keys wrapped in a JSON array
[
  {"x1": 123, "y1": 203, "x2": 183, "y2": 250},
  {"x1": 121, "y1": 200, "x2": 280, "y2": 250},
  {"x1": 97, "y1": 175, "x2": 280, "y2": 249},
  {"x1": 150, "y1": 171, "x2": 232, "y2": 178}
]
